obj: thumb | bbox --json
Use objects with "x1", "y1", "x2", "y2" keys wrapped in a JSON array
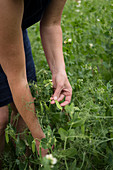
[{"x1": 53, "y1": 85, "x2": 63, "y2": 101}]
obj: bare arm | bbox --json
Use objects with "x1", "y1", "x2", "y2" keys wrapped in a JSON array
[
  {"x1": 40, "y1": 0, "x2": 72, "y2": 106},
  {"x1": 0, "y1": 0, "x2": 47, "y2": 156}
]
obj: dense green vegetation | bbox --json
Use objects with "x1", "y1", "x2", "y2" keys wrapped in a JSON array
[{"x1": 2, "y1": 0, "x2": 113, "y2": 169}]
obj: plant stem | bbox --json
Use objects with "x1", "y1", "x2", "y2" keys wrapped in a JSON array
[{"x1": 64, "y1": 137, "x2": 68, "y2": 170}]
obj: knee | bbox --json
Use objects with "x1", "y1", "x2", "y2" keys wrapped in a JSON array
[{"x1": 0, "y1": 106, "x2": 9, "y2": 134}]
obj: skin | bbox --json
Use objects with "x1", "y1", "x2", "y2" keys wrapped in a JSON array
[
  {"x1": 0, "y1": 106, "x2": 9, "y2": 153},
  {"x1": 0, "y1": 104, "x2": 26, "y2": 153},
  {"x1": 0, "y1": 0, "x2": 72, "y2": 158}
]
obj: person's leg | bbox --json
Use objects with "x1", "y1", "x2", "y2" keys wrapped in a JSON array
[
  {"x1": 0, "y1": 106, "x2": 9, "y2": 153},
  {"x1": 0, "y1": 106, "x2": 9, "y2": 168},
  {"x1": 0, "y1": 102, "x2": 29, "y2": 170},
  {"x1": 0, "y1": 103, "x2": 27, "y2": 150},
  {"x1": 10, "y1": 102, "x2": 31, "y2": 159},
  {"x1": 10, "y1": 102, "x2": 27, "y2": 138}
]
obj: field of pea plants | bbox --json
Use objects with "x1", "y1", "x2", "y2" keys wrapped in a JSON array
[{"x1": 2, "y1": 0, "x2": 113, "y2": 169}]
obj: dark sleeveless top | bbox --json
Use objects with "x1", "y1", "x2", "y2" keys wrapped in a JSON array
[{"x1": 22, "y1": 0, "x2": 50, "y2": 30}]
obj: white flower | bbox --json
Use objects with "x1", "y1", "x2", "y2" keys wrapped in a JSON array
[
  {"x1": 77, "y1": 0, "x2": 81, "y2": 4},
  {"x1": 68, "y1": 38, "x2": 72, "y2": 42},
  {"x1": 97, "y1": 19, "x2": 100, "y2": 21},
  {"x1": 89, "y1": 66, "x2": 92, "y2": 70},
  {"x1": 45, "y1": 154, "x2": 57, "y2": 165},
  {"x1": 64, "y1": 39, "x2": 72, "y2": 44},
  {"x1": 76, "y1": 9, "x2": 80, "y2": 12},
  {"x1": 46, "y1": 154, "x2": 53, "y2": 160},
  {"x1": 89, "y1": 43, "x2": 93, "y2": 48},
  {"x1": 51, "y1": 158, "x2": 57, "y2": 165}
]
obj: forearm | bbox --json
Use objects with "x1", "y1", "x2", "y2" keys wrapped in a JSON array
[
  {"x1": 8, "y1": 77, "x2": 45, "y2": 141},
  {"x1": 40, "y1": 24, "x2": 66, "y2": 75},
  {"x1": 40, "y1": 23, "x2": 72, "y2": 106},
  {"x1": 0, "y1": 35, "x2": 43, "y2": 141}
]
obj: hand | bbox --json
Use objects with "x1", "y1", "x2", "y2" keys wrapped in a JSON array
[
  {"x1": 36, "y1": 141, "x2": 48, "y2": 157},
  {"x1": 50, "y1": 72, "x2": 72, "y2": 106},
  {"x1": 36, "y1": 142, "x2": 54, "y2": 157}
]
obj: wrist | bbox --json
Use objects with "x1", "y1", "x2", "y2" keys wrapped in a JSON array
[
  {"x1": 52, "y1": 68, "x2": 66, "y2": 75},
  {"x1": 50, "y1": 62, "x2": 66, "y2": 74},
  {"x1": 30, "y1": 120, "x2": 46, "y2": 141},
  {"x1": 52, "y1": 69, "x2": 67, "y2": 81}
]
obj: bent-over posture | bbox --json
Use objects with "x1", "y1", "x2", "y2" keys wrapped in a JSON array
[{"x1": 0, "y1": 0, "x2": 72, "y2": 157}]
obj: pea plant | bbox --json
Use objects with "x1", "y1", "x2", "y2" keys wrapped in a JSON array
[{"x1": 1, "y1": 0, "x2": 113, "y2": 169}]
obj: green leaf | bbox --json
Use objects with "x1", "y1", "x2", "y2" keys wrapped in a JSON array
[
  {"x1": 58, "y1": 128, "x2": 68, "y2": 140},
  {"x1": 44, "y1": 102, "x2": 49, "y2": 112},
  {"x1": 5, "y1": 131, "x2": 9, "y2": 144},
  {"x1": 71, "y1": 119, "x2": 85, "y2": 128},
  {"x1": 40, "y1": 101, "x2": 44, "y2": 114},
  {"x1": 61, "y1": 148, "x2": 77, "y2": 158},
  {"x1": 32, "y1": 140, "x2": 36, "y2": 153},
  {"x1": 81, "y1": 125, "x2": 85, "y2": 134},
  {"x1": 65, "y1": 103, "x2": 75, "y2": 114},
  {"x1": 70, "y1": 159, "x2": 77, "y2": 170},
  {"x1": 29, "y1": 165, "x2": 33, "y2": 170},
  {"x1": 55, "y1": 100, "x2": 62, "y2": 110},
  {"x1": 74, "y1": 107, "x2": 80, "y2": 111},
  {"x1": 41, "y1": 138, "x2": 48, "y2": 149},
  {"x1": 68, "y1": 129, "x2": 75, "y2": 141},
  {"x1": 16, "y1": 138, "x2": 26, "y2": 156}
]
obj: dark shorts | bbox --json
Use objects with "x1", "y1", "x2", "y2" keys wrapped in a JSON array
[
  {"x1": 0, "y1": 30, "x2": 37, "y2": 107},
  {"x1": 22, "y1": 0, "x2": 51, "y2": 30}
]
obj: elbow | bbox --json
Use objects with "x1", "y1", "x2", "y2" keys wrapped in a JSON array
[
  {"x1": 40, "y1": 23, "x2": 62, "y2": 37},
  {"x1": 40, "y1": 17, "x2": 62, "y2": 33},
  {"x1": 40, "y1": 19, "x2": 61, "y2": 28}
]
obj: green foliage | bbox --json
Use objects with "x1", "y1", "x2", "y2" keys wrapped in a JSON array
[
  {"x1": 2, "y1": 0, "x2": 113, "y2": 169},
  {"x1": 55, "y1": 100, "x2": 63, "y2": 111}
]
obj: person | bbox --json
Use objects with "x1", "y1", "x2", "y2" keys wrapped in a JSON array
[{"x1": 0, "y1": 0, "x2": 72, "y2": 158}]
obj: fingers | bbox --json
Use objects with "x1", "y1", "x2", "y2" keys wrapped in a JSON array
[
  {"x1": 60, "y1": 95, "x2": 71, "y2": 107},
  {"x1": 50, "y1": 91, "x2": 71, "y2": 106},
  {"x1": 58, "y1": 94, "x2": 65, "y2": 102},
  {"x1": 50, "y1": 75, "x2": 72, "y2": 107},
  {"x1": 50, "y1": 94, "x2": 65, "y2": 104},
  {"x1": 53, "y1": 84, "x2": 63, "y2": 101}
]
